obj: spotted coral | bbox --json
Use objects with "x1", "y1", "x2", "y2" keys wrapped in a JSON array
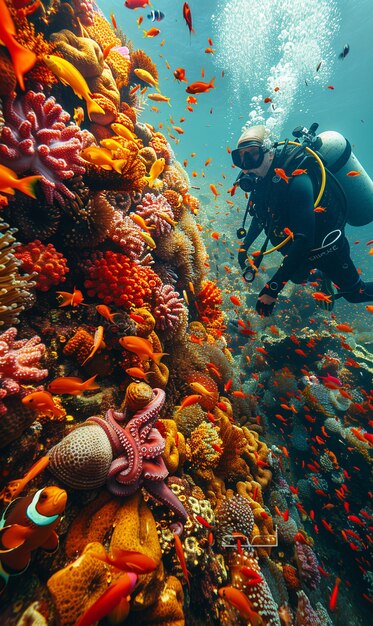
[
  {"x1": 0, "y1": 91, "x2": 86, "y2": 206},
  {"x1": 15, "y1": 240, "x2": 69, "y2": 291},
  {"x1": 0, "y1": 326, "x2": 48, "y2": 416},
  {"x1": 83, "y1": 250, "x2": 155, "y2": 308}
]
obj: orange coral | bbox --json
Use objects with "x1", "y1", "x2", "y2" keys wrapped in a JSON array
[
  {"x1": 195, "y1": 281, "x2": 226, "y2": 338},
  {"x1": 85, "y1": 12, "x2": 121, "y2": 50},
  {"x1": 119, "y1": 101, "x2": 137, "y2": 125},
  {"x1": 89, "y1": 93, "x2": 117, "y2": 125},
  {"x1": 63, "y1": 327, "x2": 94, "y2": 366}
]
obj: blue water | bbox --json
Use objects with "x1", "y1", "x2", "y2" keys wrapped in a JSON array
[{"x1": 102, "y1": 0, "x2": 373, "y2": 322}]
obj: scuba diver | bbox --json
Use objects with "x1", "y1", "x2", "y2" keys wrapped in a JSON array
[{"x1": 232, "y1": 124, "x2": 373, "y2": 317}]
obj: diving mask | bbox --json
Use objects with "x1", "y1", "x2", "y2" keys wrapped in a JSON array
[{"x1": 231, "y1": 141, "x2": 265, "y2": 170}]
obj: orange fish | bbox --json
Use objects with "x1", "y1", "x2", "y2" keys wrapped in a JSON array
[
  {"x1": 119, "y1": 336, "x2": 167, "y2": 363},
  {"x1": 335, "y1": 323, "x2": 354, "y2": 333},
  {"x1": 129, "y1": 84, "x2": 140, "y2": 95},
  {"x1": 205, "y1": 47, "x2": 215, "y2": 54},
  {"x1": 56, "y1": 287, "x2": 85, "y2": 307},
  {"x1": 346, "y1": 170, "x2": 361, "y2": 177},
  {"x1": 365, "y1": 305, "x2": 373, "y2": 313},
  {"x1": 125, "y1": 367, "x2": 151, "y2": 379},
  {"x1": 0, "y1": 456, "x2": 50, "y2": 505},
  {"x1": 264, "y1": 97, "x2": 272, "y2": 103},
  {"x1": 274, "y1": 168, "x2": 291, "y2": 183},
  {"x1": 176, "y1": 394, "x2": 203, "y2": 412},
  {"x1": 0, "y1": 486, "x2": 66, "y2": 589},
  {"x1": 129, "y1": 213, "x2": 154, "y2": 233},
  {"x1": 174, "y1": 67, "x2": 187, "y2": 83},
  {"x1": 312, "y1": 291, "x2": 333, "y2": 303},
  {"x1": 96, "y1": 304, "x2": 120, "y2": 324},
  {"x1": 75, "y1": 572, "x2": 137, "y2": 626},
  {"x1": 186, "y1": 96, "x2": 198, "y2": 104},
  {"x1": 291, "y1": 168, "x2": 307, "y2": 176},
  {"x1": 186, "y1": 77, "x2": 215, "y2": 94},
  {"x1": 210, "y1": 183, "x2": 219, "y2": 197},
  {"x1": 110, "y1": 13, "x2": 117, "y2": 29},
  {"x1": 137, "y1": 15, "x2": 144, "y2": 28},
  {"x1": 232, "y1": 390, "x2": 249, "y2": 398},
  {"x1": 143, "y1": 27, "x2": 160, "y2": 38},
  {"x1": 218, "y1": 587, "x2": 263, "y2": 624},
  {"x1": 0, "y1": 0, "x2": 37, "y2": 91},
  {"x1": 81, "y1": 326, "x2": 105, "y2": 366},
  {"x1": 230, "y1": 295, "x2": 241, "y2": 306},
  {"x1": 173, "y1": 126, "x2": 184, "y2": 134},
  {"x1": 129, "y1": 311, "x2": 146, "y2": 324},
  {"x1": 91, "y1": 547, "x2": 157, "y2": 574},
  {"x1": 48, "y1": 375, "x2": 100, "y2": 396},
  {"x1": 211, "y1": 232, "x2": 219, "y2": 240},
  {"x1": 22, "y1": 391, "x2": 65, "y2": 418},
  {"x1": 205, "y1": 158, "x2": 212, "y2": 166},
  {"x1": 103, "y1": 43, "x2": 116, "y2": 59},
  {"x1": 314, "y1": 206, "x2": 327, "y2": 213}
]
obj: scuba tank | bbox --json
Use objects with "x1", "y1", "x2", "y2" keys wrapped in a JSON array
[{"x1": 312, "y1": 130, "x2": 373, "y2": 227}]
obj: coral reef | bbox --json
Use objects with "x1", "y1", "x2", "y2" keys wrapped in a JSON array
[
  {"x1": 0, "y1": 92, "x2": 86, "y2": 205},
  {"x1": 0, "y1": 222, "x2": 36, "y2": 327},
  {"x1": 15, "y1": 241, "x2": 69, "y2": 291}
]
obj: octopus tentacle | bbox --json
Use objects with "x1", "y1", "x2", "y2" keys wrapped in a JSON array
[{"x1": 144, "y1": 479, "x2": 188, "y2": 523}]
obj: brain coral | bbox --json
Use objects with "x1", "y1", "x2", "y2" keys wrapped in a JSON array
[{"x1": 0, "y1": 91, "x2": 86, "y2": 206}]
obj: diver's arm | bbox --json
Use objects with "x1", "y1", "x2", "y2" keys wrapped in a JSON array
[
  {"x1": 260, "y1": 175, "x2": 315, "y2": 298},
  {"x1": 238, "y1": 215, "x2": 263, "y2": 270}
]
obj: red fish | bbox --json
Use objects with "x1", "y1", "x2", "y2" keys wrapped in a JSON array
[
  {"x1": 173, "y1": 532, "x2": 191, "y2": 589},
  {"x1": 183, "y1": 2, "x2": 195, "y2": 35},
  {"x1": 230, "y1": 295, "x2": 242, "y2": 306},
  {"x1": 329, "y1": 577, "x2": 341, "y2": 611},
  {"x1": 174, "y1": 67, "x2": 187, "y2": 83},
  {"x1": 218, "y1": 587, "x2": 263, "y2": 624},
  {"x1": 186, "y1": 78, "x2": 215, "y2": 94},
  {"x1": 195, "y1": 515, "x2": 214, "y2": 529},
  {"x1": 75, "y1": 572, "x2": 138, "y2": 626},
  {"x1": 124, "y1": 0, "x2": 151, "y2": 8}
]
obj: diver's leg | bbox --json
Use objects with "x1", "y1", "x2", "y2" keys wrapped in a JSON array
[{"x1": 316, "y1": 237, "x2": 373, "y2": 303}]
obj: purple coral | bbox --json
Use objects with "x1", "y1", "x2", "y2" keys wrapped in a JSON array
[
  {"x1": 295, "y1": 591, "x2": 322, "y2": 626},
  {"x1": 135, "y1": 193, "x2": 175, "y2": 238},
  {"x1": 0, "y1": 327, "x2": 48, "y2": 415},
  {"x1": 152, "y1": 284, "x2": 186, "y2": 335},
  {"x1": 0, "y1": 91, "x2": 86, "y2": 206},
  {"x1": 295, "y1": 541, "x2": 321, "y2": 590}
]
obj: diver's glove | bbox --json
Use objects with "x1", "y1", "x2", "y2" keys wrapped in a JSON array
[{"x1": 256, "y1": 293, "x2": 277, "y2": 317}]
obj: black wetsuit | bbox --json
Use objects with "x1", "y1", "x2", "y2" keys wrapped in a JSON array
[{"x1": 239, "y1": 157, "x2": 373, "y2": 310}]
